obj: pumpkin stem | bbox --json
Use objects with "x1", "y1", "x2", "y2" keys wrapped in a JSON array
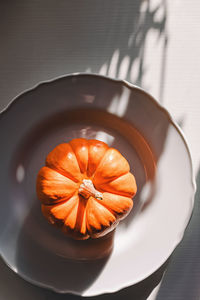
[{"x1": 79, "y1": 179, "x2": 103, "y2": 200}]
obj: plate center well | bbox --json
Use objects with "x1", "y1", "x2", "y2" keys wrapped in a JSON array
[{"x1": 11, "y1": 108, "x2": 155, "y2": 259}]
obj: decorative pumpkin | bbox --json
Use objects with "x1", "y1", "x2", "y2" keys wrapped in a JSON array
[{"x1": 36, "y1": 138, "x2": 137, "y2": 240}]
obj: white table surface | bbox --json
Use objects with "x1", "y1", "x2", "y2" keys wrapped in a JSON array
[{"x1": 0, "y1": 1, "x2": 200, "y2": 299}]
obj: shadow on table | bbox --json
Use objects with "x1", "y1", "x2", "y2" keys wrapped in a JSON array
[
  {"x1": 156, "y1": 167, "x2": 199, "y2": 300},
  {"x1": 0, "y1": 256, "x2": 44, "y2": 300},
  {"x1": 0, "y1": 0, "x2": 168, "y2": 106}
]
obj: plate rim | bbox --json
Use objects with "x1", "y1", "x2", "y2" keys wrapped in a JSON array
[{"x1": 0, "y1": 72, "x2": 196, "y2": 296}]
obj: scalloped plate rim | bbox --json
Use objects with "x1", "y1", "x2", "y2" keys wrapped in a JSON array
[{"x1": 0, "y1": 72, "x2": 196, "y2": 296}]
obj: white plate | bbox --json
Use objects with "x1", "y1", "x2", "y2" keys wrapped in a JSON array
[{"x1": 0, "y1": 73, "x2": 195, "y2": 296}]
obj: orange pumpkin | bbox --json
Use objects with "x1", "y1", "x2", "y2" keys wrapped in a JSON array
[{"x1": 36, "y1": 138, "x2": 137, "y2": 240}]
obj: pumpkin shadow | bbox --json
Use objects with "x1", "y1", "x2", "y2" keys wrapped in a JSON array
[{"x1": 16, "y1": 200, "x2": 113, "y2": 294}]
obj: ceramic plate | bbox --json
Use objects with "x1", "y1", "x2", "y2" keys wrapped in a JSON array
[{"x1": 0, "y1": 73, "x2": 195, "y2": 296}]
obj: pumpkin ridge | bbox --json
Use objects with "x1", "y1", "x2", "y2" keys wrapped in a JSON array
[
  {"x1": 69, "y1": 138, "x2": 89, "y2": 175},
  {"x1": 97, "y1": 188, "x2": 135, "y2": 198},
  {"x1": 45, "y1": 143, "x2": 82, "y2": 183},
  {"x1": 45, "y1": 161, "x2": 80, "y2": 183},
  {"x1": 94, "y1": 172, "x2": 129, "y2": 186},
  {"x1": 93, "y1": 169, "x2": 128, "y2": 188},
  {"x1": 36, "y1": 166, "x2": 79, "y2": 205},
  {"x1": 94, "y1": 197, "x2": 117, "y2": 218},
  {"x1": 68, "y1": 143, "x2": 81, "y2": 178},
  {"x1": 95, "y1": 171, "x2": 137, "y2": 198},
  {"x1": 96, "y1": 194, "x2": 133, "y2": 219},
  {"x1": 92, "y1": 148, "x2": 130, "y2": 184},
  {"x1": 41, "y1": 196, "x2": 78, "y2": 229},
  {"x1": 86, "y1": 197, "x2": 116, "y2": 233},
  {"x1": 85, "y1": 197, "x2": 101, "y2": 232},
  {"x1": 43, "y1": 195, "x2": 75, "y2": 206},
  {"x1": 90, "y1": 147, "x2": 109, "y2": 179},
  {"x1": 74, "y1": 195, "x2": 88, "y2": 235},
  {"x1": 62, "y1": 195, "x2": 79, "y2": 225}
]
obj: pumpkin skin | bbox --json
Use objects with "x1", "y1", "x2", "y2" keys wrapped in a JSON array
[{"x1": 36, "y1": 138, "x2": 137, "y2": 240}]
